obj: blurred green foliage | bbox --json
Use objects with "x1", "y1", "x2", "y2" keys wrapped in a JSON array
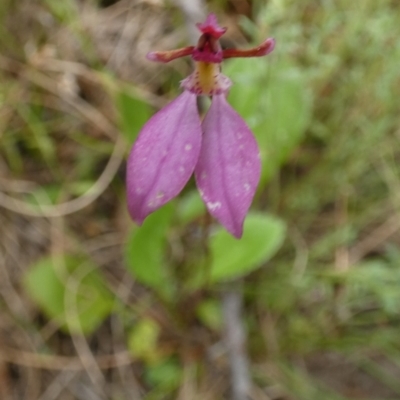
[
  {"x1": 125, "y1": 203, "x2": 175, "y2": 300},
  {"x1": 118, "y1": 89, "x2": 152, "y2": 143},
  {"x1": 24, "y1": 255, "x2": 114, "y2": 334}
]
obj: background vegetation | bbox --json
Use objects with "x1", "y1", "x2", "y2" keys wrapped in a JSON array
[{"x1": 1, "y1": 0, "x2": 400, "y2": 399}]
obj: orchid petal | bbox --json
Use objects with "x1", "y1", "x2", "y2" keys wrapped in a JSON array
[
  {"x1": 127, "y1": 91, "x2": 202, "y2": 224},
  {"x1": 147, "y1": 46, "x2": 195, "y2": 63},
  {"x1": 222, "y1": 38, "x2": 275, "y2": 59},
  {"x1": 195, "y1": 94, "x2": 261, "y2": 238},
  {"x1": 196, "y1": 13, "x2": 227, "y2": 38}
]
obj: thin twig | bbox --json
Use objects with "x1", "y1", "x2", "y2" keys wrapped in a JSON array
[
  {"x1": 37, "y1": 370, "x2": 78, "y2": 400},
  {"x1": 0, "y1": 346, "x2": 133, "y2": 370}
]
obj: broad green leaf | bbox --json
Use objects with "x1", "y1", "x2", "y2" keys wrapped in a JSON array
[
  {"x1": 210, "y1": 213, "x2": 286, "y2": 282},
  {"x1": 23, "y1": 255, "x2": 113, "y2": 334},
  {"x1": 124, "y1": 203, "x2": 174, "y2": 298},
  {"x1": 128, "y1": 318, "x2": 161, "y2": 363},
  {"x1": 224, "y1": 58, "x2": 312, "y2": 185},
  {"x1": 117, "y1": 89, "x2": 152, "y2": 143}
]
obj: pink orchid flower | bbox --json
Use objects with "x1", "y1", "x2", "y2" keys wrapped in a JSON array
[{"x1": 127, "y1": 14, "x2": 275, "y2": 238}]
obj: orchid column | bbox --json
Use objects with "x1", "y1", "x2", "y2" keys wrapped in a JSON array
[{"x1": 126, "y1": 14, "x2": 275, "y2": 238}]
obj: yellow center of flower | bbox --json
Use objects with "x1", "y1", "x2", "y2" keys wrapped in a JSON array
[
  {"x1": 195, "y1": 62, "x2": 220, "y2": 95},
  {"x1": 181, "y1": 61, "x2": 231, "y2": 95}
]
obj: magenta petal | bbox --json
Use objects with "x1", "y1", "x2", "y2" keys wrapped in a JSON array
[
  {"x1": 127, "y1": 91, "x2": 202, "y2": 224},
  {"x1": 195, "y1": 95, "x2": 261, "y2": 238}
]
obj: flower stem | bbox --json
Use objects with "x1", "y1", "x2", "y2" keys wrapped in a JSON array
[{"x1": 222, "y1": 282, "x2": 251, "y2": 400}]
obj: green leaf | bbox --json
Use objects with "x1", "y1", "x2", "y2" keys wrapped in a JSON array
[
  {"x1": 124, "y1": 203, "x2": 174, "y2": 298},
  {"x1": 117, "y1": 89, "x2": 152, "y2": 143},
  {"x1": 67, "y1": 180, "x2": 96, "y2": 196},
  {"x1": 196, "y1": 299, "x2": 223, "y2": 331},
  {"x1": 23, "y1": 255, "x2": 113, "y2": 334},
  {"x1": 145, "y1": 358, "x2": 182, "y2": 390},
  {"x1": 128, "y1": 318, "x2": 161, "y2": 363},
  {"x1": 210, "y1": 213, "x2": 286, "y2": 282},
  {"x1": 224, "y1": 58, "x2": 312, "y2": 185}
]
